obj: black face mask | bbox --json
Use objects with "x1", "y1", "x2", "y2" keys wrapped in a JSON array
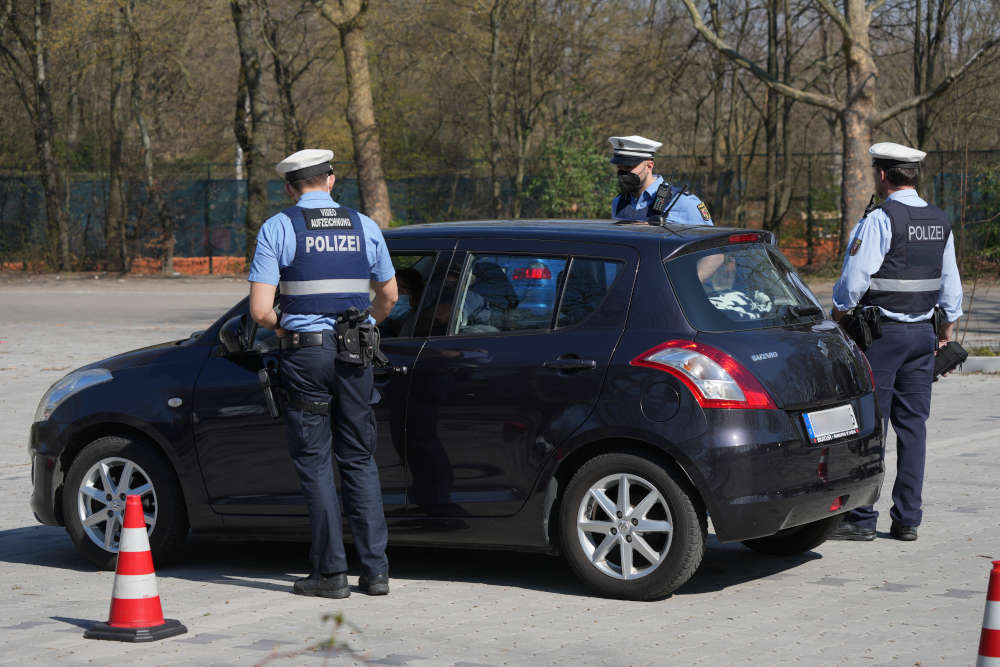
[{"x1": 617, "y1": 170, "x2": 641, "y2": 195}]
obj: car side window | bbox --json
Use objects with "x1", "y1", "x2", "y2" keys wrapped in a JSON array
[
  {"x1": 557, "y1": 258, "x2": 623, "y2": 328},
  {"x1": 452, "y1": 254, "x2": 568, "y2": 335},
  {"x1": 381, "y1": 253, "x2": 436, "y2": 339}
]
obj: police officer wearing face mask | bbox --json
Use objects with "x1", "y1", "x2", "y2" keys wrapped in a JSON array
[
  {"x1": 248, "y1": 149, "x2": 398, "y2": 597},
  {"x1": 830, "y1": 142, "x2": 963, "y2": 543},
  {"x1": 609, "y1": 135, "x2": 713, "y2": 225}
]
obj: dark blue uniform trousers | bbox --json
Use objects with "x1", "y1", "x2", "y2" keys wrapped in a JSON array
[
  {"x1": 280, "y1": 331, "x2": 388, "y2": 577},
  {"x1": 847, "y1": 321, "x2": 936, "y2": 530}
]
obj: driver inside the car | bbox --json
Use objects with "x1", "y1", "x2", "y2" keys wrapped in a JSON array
[{"x1": 697, "y1": 252, "x2": 773, "y2": 320}]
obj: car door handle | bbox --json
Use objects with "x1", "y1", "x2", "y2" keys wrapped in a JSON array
[
  {"x1": 374, "y1": 364, "x2": 409, "y2": 379},
  {"x1": 543, "y1": 358, "x2": 597, "y2": 371}
]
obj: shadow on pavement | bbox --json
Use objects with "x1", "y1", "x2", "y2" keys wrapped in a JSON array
[
  {"x1": 0, "y1": 525, "x2": 98, "y2": 572},
  {"x1": 674, "y1": 535, "x2": 822, "y2": 595},
  {"x1": 50, "y1": 616, "x2": 97, "y2": 630},
  {"x1": 0, "y1": 525, "x2": 824, "y2": 599}
]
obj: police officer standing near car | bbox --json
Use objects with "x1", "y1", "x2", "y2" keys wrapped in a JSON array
[
  {"x1": 248, "y1": 149, "x2": 397, "y2": 597},
  {"x1": 830, "y1": 142, "x2": 963, "y2": 543},
  {"x1": 609, "y1": 135, "x2": 714, "y2": 225}
]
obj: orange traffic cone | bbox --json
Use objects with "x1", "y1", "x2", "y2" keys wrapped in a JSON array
[
  {"x1": 84, "y1": 495, "x2": 187, "y2": 642},
  {"x1": 978, "y1": 560, "x2": 1000, "y2": 666}
]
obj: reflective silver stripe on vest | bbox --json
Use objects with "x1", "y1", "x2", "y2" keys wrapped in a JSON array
[
  {"x1": 869, "y1": 277, "x2": 941, "y2": 292},
  {"x1": 279, "y1": 278, "x2": 370, "y2": 295}
]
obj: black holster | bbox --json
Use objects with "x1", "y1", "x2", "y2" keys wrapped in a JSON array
[
  {"x1": 839, "y1": 306, "x2": 882, "y2": 350},
  {"x1": 334, "y1": 307, "x2": 386, "y2": 368},
  {"x1": 257, "y1": 367, "x2": 283, "y2": 419}
]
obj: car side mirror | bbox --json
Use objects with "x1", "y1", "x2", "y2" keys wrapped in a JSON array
[{"x1": 219, "y1": 314, "x2": 258, "y2": 355}]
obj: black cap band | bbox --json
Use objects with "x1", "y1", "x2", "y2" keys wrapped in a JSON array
[
  {"x1": 873, "y1": 158, "x2": 921, "y2": 170},
  {"x1": 285, "y1": 162, "x2": 332, "y2": 182}
]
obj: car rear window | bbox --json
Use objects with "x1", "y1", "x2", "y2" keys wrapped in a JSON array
[{"x1": 664, "y1": 244, "x2": 823, "y2": 332}]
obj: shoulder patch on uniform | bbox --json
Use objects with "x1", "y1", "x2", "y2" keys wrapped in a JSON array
[
  {"x1": 697, "y1": 202, "x2": 711, "y2": 221},
  {"x1": 849, "y1": 237, "x2": 862, "y2": 256}
]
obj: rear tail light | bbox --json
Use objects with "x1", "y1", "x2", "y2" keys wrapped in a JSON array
[
  {"x1": 630, "y1": 340, "x2": 777, "y2": 410},
  {"x1": 860, "y1": 352, "x2": 875, "y2": 391}
]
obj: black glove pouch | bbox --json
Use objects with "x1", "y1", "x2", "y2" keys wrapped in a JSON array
[{"x1": 933, "y1": 340, "x2": 968, "y2": 381}]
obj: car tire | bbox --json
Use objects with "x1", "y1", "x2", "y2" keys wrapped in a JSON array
[
  {"x1": 62, "y1": 435, "x2": 188, "y2": 570},
  {"x1": 740, "y1": 514, "x2": 841, "y2": 556},
  {"x1": 559, "y1": 451, "x2": 706, "y2": 601}
]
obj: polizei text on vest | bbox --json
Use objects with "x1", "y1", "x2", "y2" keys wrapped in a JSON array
[
  {"x1": 908, "y1": 225, "x2": 945, "y2": 241},
  {"x1": 305, "y1": 234, "x2": 361, "y2": 253}
]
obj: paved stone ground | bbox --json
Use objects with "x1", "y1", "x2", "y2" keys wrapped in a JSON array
[{"x1": 0, "y1": 276, "x2": 998, "y2": 666}]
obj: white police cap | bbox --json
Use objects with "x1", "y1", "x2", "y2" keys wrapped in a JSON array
[
  {"x1": 609, "y1": 135, "x2": 662, "y2": 165},
  {"x1": 869, "y1": 142, "x2": 926, "y2": 169},
  {"x1": 276, "y1": 148, "x2": 334, "y2": 181}
]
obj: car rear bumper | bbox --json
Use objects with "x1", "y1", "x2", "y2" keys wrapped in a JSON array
[{"x1": 689, "y1": 393, "x2": 884, "y2": 542}]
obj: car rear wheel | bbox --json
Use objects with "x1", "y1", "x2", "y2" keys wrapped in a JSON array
[
  {"x1": 62, "y1": 435, "x2": 188, "y2": 570},
  {"x1": 559, "y1": 451, "x2": 706, "y2": 601},
  {"x1": 741, "y1": 514, "x2": 841, "y2": 556}
]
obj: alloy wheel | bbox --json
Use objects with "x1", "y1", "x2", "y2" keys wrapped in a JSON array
[
  {"x1": 75, "y1": 456, "x2": 157, "y2": 552},
  {"x1": 575, "y1": 472, "x2": 673, "y2": 580}
]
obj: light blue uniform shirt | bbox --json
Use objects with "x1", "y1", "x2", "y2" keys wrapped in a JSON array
[
  {"x1": 611, "y1": 175, "x2": 714, "y2": 225},
  {"x1": 832, "y1": 189, "x2": 963, "y2": 323},
  {"x1": 248, "y1": 191, "x2": 395, "y2": 332}
]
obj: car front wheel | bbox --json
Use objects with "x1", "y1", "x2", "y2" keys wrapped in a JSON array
[
  {"x1": 559, "y1": 451, "x2": 706, "y2": 601},
  {"x1": 62, "y1": 435, "x2": 188, "y2": 570}
]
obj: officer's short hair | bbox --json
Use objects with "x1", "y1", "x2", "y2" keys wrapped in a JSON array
[
  {"x1": 884, "y1": 166, "x2": 919, "y2": 188},
  {"x1": 288, "y1": 172, "x2": 331, "y2": 194}
]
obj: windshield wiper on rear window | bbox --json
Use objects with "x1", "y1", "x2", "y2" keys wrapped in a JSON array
[{"x1": 780, "y1": 304, "x2": 823, "y2": 322}]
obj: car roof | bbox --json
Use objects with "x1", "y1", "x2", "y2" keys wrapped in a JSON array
[{"x1": 384, "y1": 219, "x2": 753, "y2": 252}]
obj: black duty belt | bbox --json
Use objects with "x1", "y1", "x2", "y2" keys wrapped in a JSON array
[
  {"x1": 880, "y1": 319, "x2": 933, "y2": 326},
  {"x1": 279, "y1": 331, "x2": 331, "y2": 351}
]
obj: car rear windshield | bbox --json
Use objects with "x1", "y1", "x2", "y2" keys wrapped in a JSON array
[{"x1": 664, "y1": 243, "x2": 823, "y2": 332}]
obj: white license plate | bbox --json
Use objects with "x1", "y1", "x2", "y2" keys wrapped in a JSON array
[{"x1": 802, "y1": 404, "x2": 859, "y2": 444}]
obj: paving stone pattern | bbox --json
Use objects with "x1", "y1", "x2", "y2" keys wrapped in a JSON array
[{"x1": 0, "y1": 277, "x2": 997, "y2": 666}]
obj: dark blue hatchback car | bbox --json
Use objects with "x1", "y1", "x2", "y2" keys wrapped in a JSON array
[{"x1": 29, "y1": 220, "x2": 883, "y2": 600}]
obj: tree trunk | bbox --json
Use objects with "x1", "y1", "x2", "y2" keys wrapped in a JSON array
[
  {"x1": 231, "y1": 0, "x2": 271, "y2": 261},
  {"x1": 31, "y1": 0, "x2": 69, "y2": 270},
  {"x1": 338, "y1": 14, "x2": 391, "y2": 227},
  {"x1": 511, "y1": 0, "x2": 536, "y2": 220},
  {"x1": 839, "y1": 0, "x2": 878, "y2": 253},
  {"x1": 124, "y1": 0, "x2": 172, "y2": 274},
  {"x1": 259, "y1": 0, "x2": 305, "y2": 152},
  {"x1": 107, "y1": 2, "x2": 128, "y2": 272},
  {"x1": 487, "y1": 0, "x2": 504, "y2": 219},
  {"x1": 763, "y1": 0, "x2": 779, "y2": 234}
]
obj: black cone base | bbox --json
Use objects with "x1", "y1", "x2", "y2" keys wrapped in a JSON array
[{"x1": 84, "y1": 618, "x2": 187, "y2": 642}]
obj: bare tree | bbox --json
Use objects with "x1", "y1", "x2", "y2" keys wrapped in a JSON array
[
  {"x1": 0, "y1": 0, "x2": 70, "y2": 269},
  {"x1": 122, "y1": 0, "x2": 173, "y2": 273},
  {"x1": 106, "y1": 0, "x2": 128, "y2": 272},
  {"x1": 257, "y1": 0, "x2": 322, "y2": 153},
  {"x1": 231, "y1": 0, "x2": 271, "y2": 260},
  {"x1": 310, "y1": 0, "x2": 392, "y2": 227},
  {"x1": 681, "y1": 0, "x2": 999, "y2": 248}
]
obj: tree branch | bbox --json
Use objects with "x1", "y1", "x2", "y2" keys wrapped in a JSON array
[
  {"x1": 813, "y1": 0, "x2": 852, "y2": 42},
  {"x1": 877, "y1": 35, "x2": 1000, "y2": 126},
  {"x1": 680, "y1": 0, "x2": 843, "y2": 113}
]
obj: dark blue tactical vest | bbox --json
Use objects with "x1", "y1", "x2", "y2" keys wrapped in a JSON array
[
  {"x1": 859, "y1": 199, "x2": 950, "y2": 316},
  {"x1": 278, "y1": 205, "x2": 371, "y2": 316}
]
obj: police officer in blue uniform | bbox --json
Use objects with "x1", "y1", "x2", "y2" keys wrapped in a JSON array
[
  {"x1": 830, "y1": 142, "x2": 963, "y2": 542},
  {"x1": 609, "y1": 135, "x2": 714, "y2": 225},
  {"x1": 248, "y1": 149, "x2": 398, "y2": 596}
]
